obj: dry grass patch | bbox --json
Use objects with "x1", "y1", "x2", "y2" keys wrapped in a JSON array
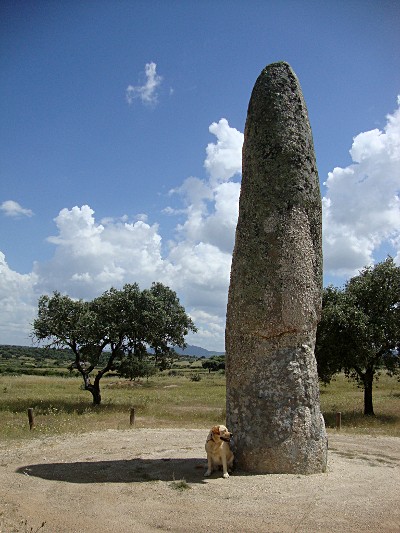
[{"x1": 0, "y1": 373, "x2": 226, "y2": 440}]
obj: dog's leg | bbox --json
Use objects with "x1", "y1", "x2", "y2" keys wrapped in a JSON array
[
  {"x1": 221, "y1": 453, "x2": 229, "y2": 478},
  {"x1": 205, "y1": 455, "x2": 213, "y2": 477}
]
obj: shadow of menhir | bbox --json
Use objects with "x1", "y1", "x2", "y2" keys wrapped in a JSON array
[{"x1": 17, "y1": 457, "x2": 208, "y2": 484}]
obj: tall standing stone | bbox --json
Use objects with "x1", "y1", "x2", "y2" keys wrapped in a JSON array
[{"x1": 226, "y1": 61, "x2": 327, "y2": 474}]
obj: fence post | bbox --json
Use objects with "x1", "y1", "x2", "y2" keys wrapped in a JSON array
[
  {"x1": 130, "y1": 407, "x2": 135, "y2": 426},
  {"x1": 335, "y1": 411, "x2": 341, "y2": 430},
  {"x1": 28, "y1": 408, "x2": 35, "y2": 430}
]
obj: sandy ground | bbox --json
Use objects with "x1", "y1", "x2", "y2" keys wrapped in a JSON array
[{"x1": 0, "y1": 429, "x2": 399, "y2": 533}]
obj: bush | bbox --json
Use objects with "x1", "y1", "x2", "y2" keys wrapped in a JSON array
[{"x1": 168, "y1": 370, "x2": 184, "y2": 377}]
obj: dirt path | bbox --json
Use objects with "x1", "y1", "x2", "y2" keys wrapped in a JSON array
[{"x1": 1, "y1": 429, "x2": 399, "y2": 532}]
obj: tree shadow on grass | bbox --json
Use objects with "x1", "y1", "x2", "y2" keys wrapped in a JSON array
[{"x1": 16, "y1": 457, "x2": 209, "y2": 484}]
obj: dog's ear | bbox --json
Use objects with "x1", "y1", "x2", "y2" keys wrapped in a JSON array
[{"x1": 212, "y1": 425, "x2": 220, "y2": 434}]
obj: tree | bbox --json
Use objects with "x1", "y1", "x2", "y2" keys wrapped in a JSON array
[
  {"x1": 316, "y1": 257, "x2": 400, "y2": 415},
  {"x1": 32, "y1": 283, "x2": 197, "y2": 405},
  {"x1": 117, "y1": 352, "x2": 157, "y2": 381},
  {"x1": 142, "y1": 282, "x2": 196, "y2": 370},
  {"x1": 202, "y1": 359, "x2": 219, "y2": 373},
  {"x1": 202, "y1": 356, "x2": 225, "y2": 373}
]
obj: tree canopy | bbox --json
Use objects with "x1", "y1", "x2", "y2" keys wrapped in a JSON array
[
  {"x1": 201, "y1": 355, "x2": 225, "y2": 373},
  {"x1": 32, "y1": 283, "x2": 197, "y2": 404},
  {"x1": 316, "y1": 257, "x2": 400, "y2": 415}
]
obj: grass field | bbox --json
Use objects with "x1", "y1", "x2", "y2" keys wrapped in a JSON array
[{"x1": 0, "y1": 372, "x2": 399, "y2": 441}]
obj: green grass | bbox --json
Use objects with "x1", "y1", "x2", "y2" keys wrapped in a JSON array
[
  {"x1": 169, "y1": 479, "x2": 191, "y2": 491},
  {"x1": 0, "y1": 372, "x2": 399, "y2": 441}
]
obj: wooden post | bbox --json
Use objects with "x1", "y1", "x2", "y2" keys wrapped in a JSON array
[
  {"x1": 28, "y1": 408, "x2": 35, "y2": 430},
  {"x1": 335, "y1": 412, "x2": 341, "y2": 430},
  {"x1": 130, "y1": 407, "x2": 135, "y2": 426}
]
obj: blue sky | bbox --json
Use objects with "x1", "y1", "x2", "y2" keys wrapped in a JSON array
[{"x1": 1, "y1": 0, "x2": 399, "y2": 350}]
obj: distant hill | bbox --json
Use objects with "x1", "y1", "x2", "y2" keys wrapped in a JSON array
[
  {"x1": 0, "y1": 343, "x2": 224, "y2": 359},
  {"x1": 174, "y1": 344, "x2": 224, "y2": 357}
]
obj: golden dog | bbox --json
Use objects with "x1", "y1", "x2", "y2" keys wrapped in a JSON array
[{"x1": 205, "y1": 424, "x2": 234, "y2": 478}]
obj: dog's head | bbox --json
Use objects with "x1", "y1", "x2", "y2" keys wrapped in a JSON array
[{"x1": 208, "y1": 424, "x2": 232, "y2": 443}]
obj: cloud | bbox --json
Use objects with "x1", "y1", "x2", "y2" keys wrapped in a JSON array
[
  {"x1": 35, "y1": 205, "x2": 167, "y2": 300},
  {"x1": 0, "y1": 200, "x2": 33, "y2": 218},
  {"x1": 170, "y1": 119, "x2": 242, "y2": 253},
  {"x1": 185, "y1": 308, "x2": 226, "y2": 351},
  {"x1": 126, "y1": 62, "x2": 163, "y2": 106},
  {"x1": 0, "y1": 252, "x2": 38, "y2": 344},
  {"x1": 322, "y1": 96, "x2": 400, "y2": 277},
  {"x1": 204, "y1": 118, "x2": 244, "y2": 186}
]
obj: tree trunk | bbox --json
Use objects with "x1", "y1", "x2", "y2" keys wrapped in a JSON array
[
  {"x1": 79, "y1": 370, "x2": 102, "y2": 406},
  {"x1": 90, "y1": 385, "x2": 102, "y2": 406},
  {"x1": 363, "y1": 371, "x2": 375, "y2": 416},
  {"x1": 84, "y1": 382, "x2": 102, "y2": 405}
]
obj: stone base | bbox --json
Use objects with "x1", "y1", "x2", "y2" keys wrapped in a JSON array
[
  {"x1": 226, "y1": 340, "x2": 328, "y2": 475},
  {"x1": 231, "y1": 413, "x2": 328, "y2": 475}
]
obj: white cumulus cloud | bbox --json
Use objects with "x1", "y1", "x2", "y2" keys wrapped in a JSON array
[
  {"x1": 126, "y1": 62, "x2": 163, "y2": 106},
  {"x1": 34, "y1": 205, "x2": 166, "y2": 300},
  {"x1": 159, "y1": 118, "x2": 244, "y2": 347},
  {"x1": 0, "y1": 252, "x2": 37, "y2": 344},
  {"x1": 170, "y1": 119, "x2": 242, "y2": 254},
  {"x1": 1, "y1": 200, "x2": 33, "y2": 218},
  {"x1": 322, "y1": 96, "x2": 400, "y2": 277},
  {"x1": 204, "y1": 118, "x2": 244, "y2": 186}
]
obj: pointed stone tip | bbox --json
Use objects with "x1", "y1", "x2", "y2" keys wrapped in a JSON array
[
  {"x1": 268, "y1": 60, "x2": 291, "y2": 68},
  {"x1": 261, "y1": 61, "x2": 296, "y2": 79},
  {"x1": 248, "y1": 61, "x2": 304, "y2": 120}
]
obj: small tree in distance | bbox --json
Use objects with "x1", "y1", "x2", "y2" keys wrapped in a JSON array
[
  {"x1": 32, "y1": 283, "x2": 197, "y2": 405},
  {"x1": 316, "y1": 257, "x2": 400, "y2": 415},
  {"x1": 202, "y1": 356, "x2": 225, "y2": 373}
]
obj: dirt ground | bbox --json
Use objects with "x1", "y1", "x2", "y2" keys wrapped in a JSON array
[{"x1": 0, "y1": 429, "x2": 399, "y2": 533}]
